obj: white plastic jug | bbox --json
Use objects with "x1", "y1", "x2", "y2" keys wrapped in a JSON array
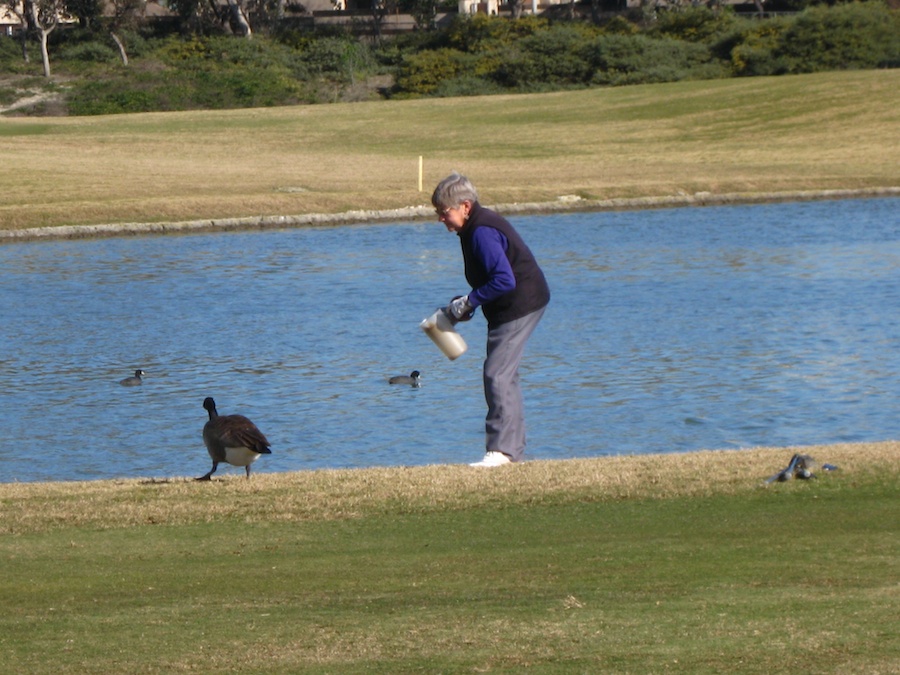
[{"x1": 420, "y1": 309, "x2": 468, "y2": 360}]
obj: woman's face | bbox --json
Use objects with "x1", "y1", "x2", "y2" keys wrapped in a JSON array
[{"x1": 436, "y1": 200, "x2": 472, "y2": 233}]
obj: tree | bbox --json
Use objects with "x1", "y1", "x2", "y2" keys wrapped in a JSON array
[
  {"x1": 405, "y1": 0, "x2": 437, "y2": 30},
  {"x1": 168, "y1": 0, "x2": 251, "y2": 37},
  {"x1": 24, "y1": 0, "x2": 64, "y2": 76},
  {"x1": 0, "y1": 0, "x2": 31, "y2": 62},
  {"x1": 370, "y1": 0, "x2": 388, "y2": 43},
  {"x1": 67, "y1": 0, "x2": 103, "y2": 28},
  {"x1": 223, "y1": 0, "x2": 252, "y2": 36},
  {"x1": 107, "y1": 0, "x2": 147, "y2": 65}
]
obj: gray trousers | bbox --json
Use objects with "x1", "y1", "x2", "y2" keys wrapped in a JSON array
[{"x1": 483, "y1": 306, "x2": 546, "y2": 462}]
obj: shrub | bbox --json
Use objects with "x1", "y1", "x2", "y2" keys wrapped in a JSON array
[
  {"x1": 373, "y1": 26, "x2": 450, "y2": 65},
  {"x1": 432, "y1": 75, "x2": 506, "y2": 97},
  {"x1": 445, "y1": 14, "x2": 548, "y2": 52},
  {"x1": 392, "y1": 48, "x2": 471, "y2": 96},
  {"x1": 0, "y1": 85, "x2": 19, "y2": 106},
  {"x1": 56, "y1": 41, "x2": 120, "y2": 64},
  {"x1": 492, "y1": 25, "x2": 597, "y2": 88},
  {"x1": 774, "y1": 1, "x2": 900, "y2": 72},
  {"x1": 67, "y1": 59, "x2": 306, "y2": 114},
  {"x1": 67, "y1": 76, "x2": 164, "y2": 114},
  {"x1": 300, "y1": 36, "x2": 376, "y2": 81},
  {"x1": 728, "y1": 17, "x2": 792, "y2": 76},
  {"x1": 650, "y1": 6, "x2": 741, "y2": 44},
  {"x1": 0, "y1": 35, "x2": 31, "y2": 75},
  {"x1": 600, "y1": 15, "x2": 641, "y2": 36},
  {"x1": 589, "y1": 33, "x2": 727, "y2": 85},
  {"x1": 156, "y1": 35, "x2": 302, "y2": 71}
]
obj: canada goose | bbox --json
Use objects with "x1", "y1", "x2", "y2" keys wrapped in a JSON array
[
  {"x1": 765, "y1": 453, "x2": 839, "y2": 483},
  {"x1": 119, "y1": 369, "x2": 146, "y2": 386},
  {"x1": 388, "y1": 370, "x2": 421, "y2": 387},
  {"x1": 197, "y1": 397, "x2": 271, "y2": 481}
]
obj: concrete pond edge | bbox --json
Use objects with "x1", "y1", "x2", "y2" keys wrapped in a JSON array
[{"x1": 3, "y1": 187, "x2": 898, "y2": 243}]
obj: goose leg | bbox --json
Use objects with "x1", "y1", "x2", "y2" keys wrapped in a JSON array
[
  {"x1": 245, "y1": 466, "x2": 251, "y2": 479},
  {"x1": 196, "y1": 462, "x2": 218, "y2": 481}
]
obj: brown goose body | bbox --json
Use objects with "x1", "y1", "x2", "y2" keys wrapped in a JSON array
[{"x1": 198, "y1": 397, "x2": 271, "y2": 481}]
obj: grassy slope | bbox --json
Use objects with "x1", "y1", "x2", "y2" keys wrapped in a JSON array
[
  {"x1": 1, "y1": 70, "x2": 898, "y2": 231},
  {"x1": 1, "y1": 71, "x2": 898, "y2": 673},
  {"x1": 1, "y1": 442, "x2": 898, "y2": 673}
]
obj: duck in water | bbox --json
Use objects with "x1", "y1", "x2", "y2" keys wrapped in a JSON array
[{"x1": 388, "y1": 370, "x2": 421, "y2": 387}]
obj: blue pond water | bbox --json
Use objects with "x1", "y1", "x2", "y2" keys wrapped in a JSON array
[{"x1": 1, "y1": 198, "x2": 898, "y2": 483}]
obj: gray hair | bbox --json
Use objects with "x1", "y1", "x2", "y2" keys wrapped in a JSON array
[{"x1": 432, "y1": 172, "x2": 479, "y2": 210}]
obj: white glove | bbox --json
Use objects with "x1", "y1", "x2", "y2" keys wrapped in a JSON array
[{"x1": 447, "y1": 295, "x2": 474, "y2": 321}]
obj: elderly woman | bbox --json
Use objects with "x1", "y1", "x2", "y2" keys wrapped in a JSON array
[{"x1": 432, "y1": 172, "x2": 551, "y2": 467}]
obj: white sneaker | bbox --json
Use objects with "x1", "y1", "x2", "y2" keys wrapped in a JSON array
[{"x1": 469, "y1": 451, "x2": 512, "y2": 468}]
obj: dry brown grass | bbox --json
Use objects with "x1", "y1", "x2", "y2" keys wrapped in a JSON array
[
  {"x1": 2, "y1": 440, "x2": 896, "y2": 536},
  {"x1": 1, "y1": 70, "x2": 898, "y2": 232}
]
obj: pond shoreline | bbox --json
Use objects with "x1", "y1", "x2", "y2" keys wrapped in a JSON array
[{"x1": 3, "y1": 187, "x2": 898, "y2": 243}]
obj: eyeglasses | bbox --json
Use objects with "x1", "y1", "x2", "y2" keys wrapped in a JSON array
[{"x1": 435, "y1": 205, "x2": 456, "y2": 218}]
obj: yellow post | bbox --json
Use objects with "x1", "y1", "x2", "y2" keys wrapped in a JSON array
[{"x1": 418, "y1": 156, "x2": 423, "y2": 192}]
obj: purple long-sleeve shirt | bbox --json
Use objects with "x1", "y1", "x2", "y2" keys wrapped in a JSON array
[{"x1": 466, "y1": 226, "x2": 515, "y2": 309}]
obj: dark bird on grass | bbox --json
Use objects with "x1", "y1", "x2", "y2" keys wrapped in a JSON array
[
  {"x1": 119, "y1": 369, "x2": 146, "y2": 386},
  {"x1": 765, "y1": 453, "x2": 839, "y2": 484},
  {"x1": 388, "y1": 370, "x2": 421, "y2": 387},
  {"x1": 197, "y1": 397, "x2": 271, "y2": 481}
]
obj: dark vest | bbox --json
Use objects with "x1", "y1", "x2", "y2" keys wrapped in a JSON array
[{"x1": 459, "y1": 202, "x2": 550, "y2": 328}]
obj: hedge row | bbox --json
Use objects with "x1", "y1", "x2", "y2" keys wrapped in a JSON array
[
  {"x1": 393, "y1": 3, "x2": 900, "y2": 96},
  {"x1": 2, "y1": 1, "x2": 897, "y2": 114}
]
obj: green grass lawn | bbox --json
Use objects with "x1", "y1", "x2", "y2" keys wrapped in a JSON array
[{"x1": 2, "y1": 446, "x2": 897, "y2": 673}]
